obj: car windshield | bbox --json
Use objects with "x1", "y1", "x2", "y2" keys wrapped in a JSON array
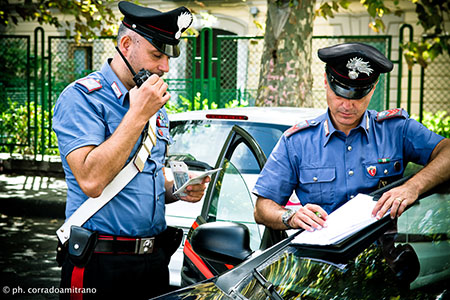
[
  {"x1": 232, "y1": 185, "x2": 449, "y2": 300},
  {"x1": 169, "y1": 120, "x2": 287, "y2": 172}
]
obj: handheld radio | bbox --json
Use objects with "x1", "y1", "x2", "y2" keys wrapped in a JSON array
[{"x1": 115, "y1": 46, "x2": 152, "y2": 88}]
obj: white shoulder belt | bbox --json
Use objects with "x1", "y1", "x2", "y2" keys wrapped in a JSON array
[{"x1": 56, "y1": 115, "x2": 157, "y2": 244}]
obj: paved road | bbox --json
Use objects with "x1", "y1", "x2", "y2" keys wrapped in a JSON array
[{"x1": 0, "y1": 215, "x2": 63, "y2": 299}]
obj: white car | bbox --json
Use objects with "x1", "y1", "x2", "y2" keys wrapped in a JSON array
[{"x1": 165, "y1": 107, "x2": 325, "y2": 286}]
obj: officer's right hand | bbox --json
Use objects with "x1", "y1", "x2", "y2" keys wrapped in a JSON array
[
  {"x1": 128, "y1": 74, "x2": 170, "y2": 121},
  {"x1": 289, "y1": 204, "x2": 328, "y2": 232}
]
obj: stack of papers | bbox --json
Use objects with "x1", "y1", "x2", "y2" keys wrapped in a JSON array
[{"x1": 292, "y1": 194, "x2": 380, "y2": 246}]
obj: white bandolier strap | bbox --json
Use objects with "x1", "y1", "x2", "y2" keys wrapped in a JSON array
[
  {"x1": 133, "y1": 116, "x2": 157, "y2": 171},
  {"x1": 56, "y1": 114, "x2": 158, "y2": 244}
]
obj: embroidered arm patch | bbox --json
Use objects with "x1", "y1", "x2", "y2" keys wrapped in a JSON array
[
  {"x1": 76, "y1": 78, "x2": 102, "y2": 93},
  {"x1": 285, "y1": 120, "x2": 310, "y2": 137},
  {"x1": 376, "y1": 108, "x2": 407, "y2": 122}
]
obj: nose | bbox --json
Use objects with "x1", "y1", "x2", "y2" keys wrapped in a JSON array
[
  {"x1": 340, "y1": 97, "x2": 353, "y2": 110},
  {"x1": 158, "y1": 56, "x2": 170, "y2": 73}
]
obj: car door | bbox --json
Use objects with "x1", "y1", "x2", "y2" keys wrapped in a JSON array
[{"x1": 181, "y1": 125, "x2": 270, "y2": 286}]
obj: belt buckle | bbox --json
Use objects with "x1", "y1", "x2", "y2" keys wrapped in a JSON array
[{"x1": 136, "y1": 237, "x2": 154, "y2": 254}]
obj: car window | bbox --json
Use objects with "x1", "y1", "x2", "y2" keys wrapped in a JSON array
[
  {"x1": 169, "y1": 120, "x2": 286, "y2": 172},
  {"x1": 207, "y1": 158, "x2": 262, "y2": 251},
  {"x1": 396, "y1": 187, "x2": 450, "y2": 290},
  {"x1": 229, "y1": 141, "x2": 260, "y2": 174}
]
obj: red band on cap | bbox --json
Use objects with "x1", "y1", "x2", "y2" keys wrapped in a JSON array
[
  {"x1": 145, "y1": 23, "x2": 173, "y2": 34},
  {"x1": 123, "y1": 21, "x2": 174, "y2": 35}
]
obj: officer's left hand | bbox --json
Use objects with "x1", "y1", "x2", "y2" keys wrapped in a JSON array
[
  {"x1": 180, "y1": 175, "x2": 211, "y2": 203},
  {"x1": 372, "y1": 183, "x2": 419, "y2": 219}
]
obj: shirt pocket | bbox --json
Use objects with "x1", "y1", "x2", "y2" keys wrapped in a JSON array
[
  {"x1": 149, "y1": 127, "x2": 171, "y2": 165},
  {"x1": 299, "y1": 167, "x2": 336, "y2": 205},
  {"x1": 156, "y1": 127, "x2": 172, "y2": 144},
  {"x1": 363, "y1": 159, "x2": 403, "y2": 179}
]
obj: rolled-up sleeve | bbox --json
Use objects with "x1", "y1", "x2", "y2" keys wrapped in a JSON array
[
  {"x1": 53, "y1": 86, "x2": 106, "y2": 157},
  {"x1": 252, "y1": 135, "x2": 299, "y2": 206},
  {"x1": 403, "y1": 118, "x2": 444, "y2": 165}
]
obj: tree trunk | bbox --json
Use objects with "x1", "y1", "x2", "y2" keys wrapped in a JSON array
[{"x1": 256, "y1": 0, "x2": 315, "y2": 107}]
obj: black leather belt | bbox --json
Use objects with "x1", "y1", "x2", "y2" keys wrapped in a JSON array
[{"x1": 94, "y1": 235, "x2": 159, "y2": 255}]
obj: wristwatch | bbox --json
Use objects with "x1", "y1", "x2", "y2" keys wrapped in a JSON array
[{"x1": 281, "y1": 209, "x2": 295, "y2": 229}]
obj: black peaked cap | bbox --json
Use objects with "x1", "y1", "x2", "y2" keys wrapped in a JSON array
[
  {"x1": 318, "y1": 43, "x2": 393, "y2": 99},
  {"x1": 118, "y1": 1, "x2": 193, "y2": 57}
]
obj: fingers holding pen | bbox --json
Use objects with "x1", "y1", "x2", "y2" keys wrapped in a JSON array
[{"x1": 290, "y1": 204, "x2": 328, "y2": 232}]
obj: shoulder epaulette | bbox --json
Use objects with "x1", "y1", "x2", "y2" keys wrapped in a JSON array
[
  {"x1": 75, "y1": 78, "x2": 102, "y2": 93},
  {"x1": 376, "y1": 108, "x2": 408, "y2": 122},
  {"x1": 285, "y1": 120, "x2": 313, "y2": 137}
]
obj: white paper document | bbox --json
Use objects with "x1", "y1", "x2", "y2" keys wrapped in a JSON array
[
  {"x1": 293, "y1": 194, "x2": 380, "y2": 246},
  {"x1": 169, "y1": 161, "x2": 221, "y2": 196}
]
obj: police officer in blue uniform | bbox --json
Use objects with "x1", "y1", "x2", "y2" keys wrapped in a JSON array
[
  {"x1": 53, "y1": 2, "x2": 208, "y2": 299},
  {"x1": 253, "y1": 42, "x2": 450, "y2": 232}
]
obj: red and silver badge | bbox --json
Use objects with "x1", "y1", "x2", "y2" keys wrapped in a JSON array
[{"x1": 367, "y1": 166, "x2": 377, "y2": 177}]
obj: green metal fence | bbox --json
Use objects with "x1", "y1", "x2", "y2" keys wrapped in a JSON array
[{"x1": 0, "y1": 26, "x2": 448, "y2": 156}]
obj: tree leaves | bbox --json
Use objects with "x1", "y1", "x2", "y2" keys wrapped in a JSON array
[
  {"x1": 1, "y1": 0, "x2": 117, "y2": 43},
  {"x1": 314, "y1": 0, "x2": 350, "y2": 19},
  {"x1": 402, "y1": 0, "x2": 449, "y2": 68}
]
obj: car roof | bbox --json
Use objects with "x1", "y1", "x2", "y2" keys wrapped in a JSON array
[{"x1": 169, "y1": 107, "x2": 325, "y2": 126}]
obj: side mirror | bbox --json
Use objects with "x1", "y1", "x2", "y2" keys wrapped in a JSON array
[{"x1": 191, "y1": 222, "x2": 253, "y2": 265}]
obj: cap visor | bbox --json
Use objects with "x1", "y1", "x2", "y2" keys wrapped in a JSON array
[
  {"x1": 144, "y1": 37, "x2": 180, "y2": 58},
  {"x1": 328, "y1": 78, "x2": 373, "y2": 100}
]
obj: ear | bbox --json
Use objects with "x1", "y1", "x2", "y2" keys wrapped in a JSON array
[
  {"x1": 119, "y1": 35, "x2": 133, "y2": 54},
  {"x1": 324, "y1": 73, "x2": 328, "y2": 86}
]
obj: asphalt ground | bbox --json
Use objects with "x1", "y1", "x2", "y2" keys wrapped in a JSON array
[{"x1": 0, "y1": 174, "x2": 66, "y2": 299}]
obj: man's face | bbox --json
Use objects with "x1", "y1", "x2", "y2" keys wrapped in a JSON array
[
  {"x1": 325, "y1": 76, "x2": 375, "y2": 134},
  {"x1": 128, "y1": 35, "x2": 170, "y2": 77}
]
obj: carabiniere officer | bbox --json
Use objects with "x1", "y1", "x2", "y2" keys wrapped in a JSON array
[
  {"x1": 53, "y1": 2, "x2": 209, "y2": 299},
  {"x1": 253, "y1": 42, "x2": 450, "y2": 232}
]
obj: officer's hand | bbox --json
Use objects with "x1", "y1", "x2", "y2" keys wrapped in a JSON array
[
  {"x1": 372, "y1": 183, "x2": 418, "y2": 219},
  {"x1": 128, "y1": 74, "x2": 170, "y2": 121},
  {"x1": 289, "y1": 204, "x2": 328, "y2": 232},
  {"x1": 180, "y1": 175, "x2": 211, "y2": 203}
]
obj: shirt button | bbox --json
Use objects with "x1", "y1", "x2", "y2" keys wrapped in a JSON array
[
  {"x1": 348, "y1": 170, "x2": 354, "y2": 176},
  {"x1": 313, "y1": 177, "x2": 318, "y2": 182},
  {"x1": 347, "y1": 146, "x2": 352, "y2": 151},
  {"x1": 384, "y1": 169, "x2": 388, "y2": 175},
  {"x1": 350, "y1": 195, "x2": 355, "y2": 199}
]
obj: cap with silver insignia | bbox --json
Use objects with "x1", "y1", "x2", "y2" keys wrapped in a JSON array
[
  {"x1": 118, "y1": 1, "x2": 193, "y2": 58},
  {"x1": 318, "y1": 42, "x2": 393, "y2": 100}
]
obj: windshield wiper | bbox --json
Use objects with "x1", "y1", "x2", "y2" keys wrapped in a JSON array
[{"x1": 252, "y1": 269, "x2": 283, "y2": 300}]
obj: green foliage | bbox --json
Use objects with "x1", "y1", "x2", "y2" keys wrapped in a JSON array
[
  {"x1": 0, "y1": 98, "x2": 58, "y2": 155},
  {"x1": 0, "y1": 39, "x2": 28, "y2": 88},
  {"x1": 401, "y1": 0, "x2": 449, "y2": 69},
  {"x1": 313, "y1": 0, "x2": 448, "y2": 69},
  {"x1": 314, "y1": 0, "x2": 350, "y2": 19},
  {"x1": 1, "y1": 91, "x2": 249, "y2": 156},
  {"x1": 165, "y1": 92, "x2": 248, "y2": 115},
  {"x1": 411, "y1": 110, "x2": 450, "y2": 138},
  {"x1": 1, "y1": 0, "x2": 118, "y2": 42}
]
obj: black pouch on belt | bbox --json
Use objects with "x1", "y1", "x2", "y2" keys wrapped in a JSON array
[
  {"x1": 68, "y1": 225, "x2": 98, "y2": 267},
  {"x1": 160, "y1": 226, "x2": 183, "y2": 262}
]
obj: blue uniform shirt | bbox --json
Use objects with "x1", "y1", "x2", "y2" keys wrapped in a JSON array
[
  {"x1": 253, "y1": 109, "x2": 444, "y2": 213},
  {"x1": 53, "y1": 59, "x2": 172, "y2": 237}
]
